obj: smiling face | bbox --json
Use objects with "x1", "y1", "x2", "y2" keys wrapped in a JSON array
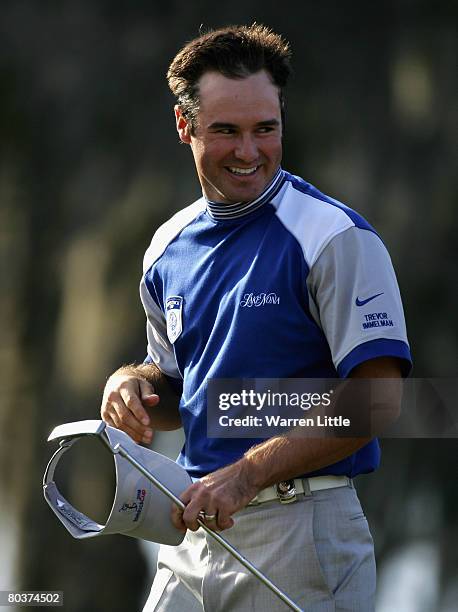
[{"x1": 175, "y1": 70, "x2": 283, "y2": 204}]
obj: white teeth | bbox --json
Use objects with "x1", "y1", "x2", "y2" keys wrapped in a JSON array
[{"x1": 228, "y1": 166, "x2": 258, "y2": 175}]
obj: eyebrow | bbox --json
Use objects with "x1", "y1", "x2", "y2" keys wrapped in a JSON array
[{"x1": 208, "y1": 119, "x2": 280, "y2": 129}]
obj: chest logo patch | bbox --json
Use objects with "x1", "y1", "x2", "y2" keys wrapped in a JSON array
[
  {"x1": 240, "y1": 292, "x2": 280, "y2": 307},
  {"x1": 166, "y1": 296, "x2": 183, "y2": 344}
]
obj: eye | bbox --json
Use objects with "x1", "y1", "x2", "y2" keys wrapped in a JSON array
[
  {"x1": 257, "y1": 126, "x2": 275, "y2": 134},
  {"x1": 217, "y1": 128, "x2": 235, "y2": 135}
]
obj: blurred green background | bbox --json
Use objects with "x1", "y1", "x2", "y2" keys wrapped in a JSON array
[{"x1": 0, "y1": 1, "x2": 456, "y2": 611}]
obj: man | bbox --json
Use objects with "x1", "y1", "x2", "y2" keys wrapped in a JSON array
[{"x1": 101, "y1": 25, "x2": 412, "y2": 611}]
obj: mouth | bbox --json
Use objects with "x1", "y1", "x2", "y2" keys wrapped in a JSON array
[{"x1": 226, "y1": 165, "x2": 259, "y2": 176}]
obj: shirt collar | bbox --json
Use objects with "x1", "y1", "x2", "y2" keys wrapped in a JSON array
[{"x1": 205, "y1": 167, "x2": 286, "y2": 221}]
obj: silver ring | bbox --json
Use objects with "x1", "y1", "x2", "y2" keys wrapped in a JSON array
[{"x1": 199, "y1": 511, "x2": 217, "y2": 521}]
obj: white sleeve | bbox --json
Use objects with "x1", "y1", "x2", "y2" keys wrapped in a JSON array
[
  {"x1": 139, "y1": 276, "x2": 182, "y2": 379},
  {"x1": 306, "y1": 226, "x2": 411, "y2": 373}
]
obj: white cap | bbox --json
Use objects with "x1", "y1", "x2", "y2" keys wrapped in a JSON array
[{"x1": 43, "y1": 420, "x2": 191, "y2": 546}]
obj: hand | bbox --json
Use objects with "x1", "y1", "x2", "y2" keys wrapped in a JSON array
[
  {"x1": 171, "y1": 459, "x2": 260, "y2": 533},
  {"x1": 100, "y1": 373, "x2": 160, "y2": 444}
]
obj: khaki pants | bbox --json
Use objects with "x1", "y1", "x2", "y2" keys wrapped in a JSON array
[{"x1": 143, "y1": 481, "x2": 375, "y2": 611}]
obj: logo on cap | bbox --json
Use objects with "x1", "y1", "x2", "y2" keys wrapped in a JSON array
[
  {"x1": 119, "y1": 489, "x2": 146, "y2": 523},
  {"x1": 133, "y1": 489, "x2": 146, "y2": 522},
  {"x1": 119, "y1": 502, "x2": 138, "y2": 514},
  {"x1": 166, "y1": 296, "x2": 183, "y2": 343}
]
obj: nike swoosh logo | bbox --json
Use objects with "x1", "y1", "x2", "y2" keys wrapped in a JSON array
[{"x1": 355, "y1": 292, "x2": 384, "y2": 307}]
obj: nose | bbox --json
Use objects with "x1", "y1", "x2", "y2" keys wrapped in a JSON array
[{"x1": 234, "y1": 134, "x2": 258, "y2": 163}]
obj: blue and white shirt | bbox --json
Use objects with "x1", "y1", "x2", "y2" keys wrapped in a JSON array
[{"x1": 141, "y1": 169, "x2": 412, "y2": 479}]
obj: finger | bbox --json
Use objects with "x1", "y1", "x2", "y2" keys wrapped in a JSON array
[
  {"x1": 142, "y1": 394, "x2": 160, "y2": 407},
  {"x1": 101, "y1": 400, "x2": 121, "y2": 428},
  {"x1": 171, "y1": 503, "x2": 187, "y2": 533},
  {"x1": 194, "y1": 502, "x2": 233, "y2": 531},
  {"x1": 103, "y1": 386, "x2": 153, "y2": 442},
  {"x1": 101, "y1": 393, "x2": 118, "y2": 422},
  {"x1": 139, "y1": 379, "x2": 160, "y2": 409},
  {"x1": 182, "y1": 500, "x2": 208, "y2": 532},
  {"x1": 176, "y1": 485, "x2": 207, "y2": 532},
  {"x1": 111, "y1": 400, "x2": 153, "y2": 443},
  {"x1": 105, "y1": 416, "x2": 142, "y2": 444},
  {"x1": 216, "y1": 514, "x2": 234, "y2": 531},
  {"x1": 103, "y1": 414, "x2": 117, "y2": 429},
  {"x1": 198, "y1": 509, "x2": 219, "y2": 529},
  {"x1": 119, "y1": 385, "x2": 151, "y2": 426},
  {"x1": 123, "y1": 424, "x2": 147, "y2": 444},
  {"x1": 180, "y1": 482, "x2": 201, "y2": 505},
  {"x1": 106, "y1": 408, "x2": 146, "y2": 444}
]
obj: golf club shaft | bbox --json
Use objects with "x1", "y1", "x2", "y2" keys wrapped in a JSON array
[{"x1": 110, "y1": 441, "x2": 303, "y2": 612}]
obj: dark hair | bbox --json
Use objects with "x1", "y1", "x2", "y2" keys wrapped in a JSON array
[{"x1": 167, "y1": 24, "x2": 292, "y2": 132}]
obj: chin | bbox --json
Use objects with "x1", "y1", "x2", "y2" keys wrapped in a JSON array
[{"x1": 204, "y1": 173, "x2": 268, "y2": 204}]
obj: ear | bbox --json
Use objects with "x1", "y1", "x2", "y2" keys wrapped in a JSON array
[{"x1": 174, "y1": 105, "x2": 192, "y2": 144}]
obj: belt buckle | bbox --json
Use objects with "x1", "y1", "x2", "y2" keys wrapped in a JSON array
[{"x1": 276, "y1": 480, "x2": 297, "y2": 504}]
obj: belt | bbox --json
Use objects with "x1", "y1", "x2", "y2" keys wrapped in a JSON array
[{"x1": 248, "y1": 475, "x2": 351, "y2": 506}]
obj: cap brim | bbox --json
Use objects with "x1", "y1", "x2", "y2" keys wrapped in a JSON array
[{"x1": 44, "y1": 421, "x2": 191, "y2": 545}]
